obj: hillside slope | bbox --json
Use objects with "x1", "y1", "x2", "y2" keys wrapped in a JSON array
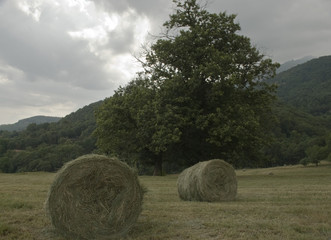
[
  {"x1": 1, "y1": 55, "x2": 331, "y2": 172},
  {"x1": 270, "y1": 55, "x2": 331, "y2": 115},
  {"x1": 0, "y1": 101, "x2": 102, "y2": 172},
  {"x1": 276, "y1": 56, "x2": 314, "y2": 73}
]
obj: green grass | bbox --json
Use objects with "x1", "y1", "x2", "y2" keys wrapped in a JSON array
[{"x1": 0, "y1": 162, "x2": 330, "y2": 240}]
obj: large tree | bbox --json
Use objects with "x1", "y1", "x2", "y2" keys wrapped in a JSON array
[{"x1": 95, "y1": 0, "x2": 279, "y2": 175}]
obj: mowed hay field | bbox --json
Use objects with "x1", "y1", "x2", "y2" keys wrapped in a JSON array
[{"x1": 0, "y1": 163, "x2": 330, "y2": 240}]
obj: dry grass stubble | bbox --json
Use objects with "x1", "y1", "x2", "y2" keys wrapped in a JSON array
[{"x1": 0, "y1": 162, "x2": 330, "y2": 239}]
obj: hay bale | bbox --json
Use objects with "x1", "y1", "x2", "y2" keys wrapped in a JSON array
[
  {"x1": 177, "y1": 159, "x2": 237, "y2": 202},
  {"x1": 46, "y1": 154, "x2": 144, "y2": 240}
]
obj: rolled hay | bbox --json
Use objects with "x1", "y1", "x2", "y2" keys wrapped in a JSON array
[
  {"x1": 177, "y1": 159, "x2": 237, "y2": 202},
  {"x1": 46, "y1": 154, "x2": 144, "y2": 240}
]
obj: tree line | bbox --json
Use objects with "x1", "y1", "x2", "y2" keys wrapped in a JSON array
[{"x1": 0, "y1": 0, "x2": 330, "y2": 174}]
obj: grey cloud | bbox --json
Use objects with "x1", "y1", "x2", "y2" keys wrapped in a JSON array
[
  {"x1": 91, "y1": 0, "x2": 172, "y2": 35},
  {"x1": 91, "y1": 0, "x2": 171, "y2": 17},
  {"x1": 93, "y1": 0, "x2": 331, "y2": 62},
  {"x1": 0, "y1": 1, "x2": 112, "y2": 90},
  {"x1": 0, "y1": 0, "x2": 127, "y2": 123},
  {"x1": 0, "y1": 66, "x2": 113, "y2": 123},
  {"x1": 1, "y1": 0, "x2": 331, "y2": 124},
  {"x1": 104, "y1": 17, "x2": 136, "y2": 54},
  {"x1": 208, "y1": 0, "x2": 331, "y2": 62}
]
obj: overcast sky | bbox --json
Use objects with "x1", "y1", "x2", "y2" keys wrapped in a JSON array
[{"x1": 0, "y1": 0, "x2": 330, "y2": 124}]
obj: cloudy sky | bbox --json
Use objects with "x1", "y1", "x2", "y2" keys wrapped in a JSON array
[{"x1": 0, "y1": 0, "x2": 330, "y2": 124}]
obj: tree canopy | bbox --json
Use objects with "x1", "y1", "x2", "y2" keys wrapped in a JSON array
[{"x1": 95, "y1": 0, "x2": 280, "y2": 175}]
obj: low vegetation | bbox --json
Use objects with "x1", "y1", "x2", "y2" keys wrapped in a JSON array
[{"x1": 0, "y1": 162, "x2": 330, "y2": 240}]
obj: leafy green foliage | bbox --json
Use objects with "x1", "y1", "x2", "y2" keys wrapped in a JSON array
[
  {"x1": 263, "y1": 102, "x2": 331, "y2": 167},
  {"x1": 95, "y1": 0, "x2": 279, "y2": 174}
]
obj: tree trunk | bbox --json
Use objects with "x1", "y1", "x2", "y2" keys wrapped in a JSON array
[{"x1": 153, "y1": 155, "x2": 163, "y2": 176}]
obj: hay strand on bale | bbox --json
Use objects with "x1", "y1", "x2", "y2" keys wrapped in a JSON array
[
  {"x1": 177, "y1": 159, "x2": 237, "y2": 202},
  {"x1": 46, "y1": 154, "x2": 144, "y2": 240}
]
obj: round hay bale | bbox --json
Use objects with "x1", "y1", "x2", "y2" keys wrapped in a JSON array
[
  {"x1": 177, "y1": 159, "x2": 237, "y2": 202},
  {"x1": 46, "y1": 154, "x2": 144, "y2": 240}
]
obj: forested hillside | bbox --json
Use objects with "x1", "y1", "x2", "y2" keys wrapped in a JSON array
[
  {"x1": 0, "y1": 43, "x2": 331, "y2": 173},
  {"x1": 0, "y1": 101, "x2": 102, "y2": 172},
  {"x1": 262, "y1": 56, "x2": 331, "y2": 167},
  {"x1": 1, "y1": 56, "x2": 331, "y2": 173},
  {"x1": 269, "y1": 56, "x2": 331, "y2": 115},
  {"x1": 264, "y1": 102, "x2": 331, "y2": 166}
]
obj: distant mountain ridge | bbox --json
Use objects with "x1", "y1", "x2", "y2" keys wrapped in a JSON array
[
  {"x1": 277, "y1": 56, "x2": 314, "y2": 73},
  {"x1": 0, "y1": 115, "x2": 61, "y2": 132}
]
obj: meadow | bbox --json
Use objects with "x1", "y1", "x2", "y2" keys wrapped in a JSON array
[{"x1": 0, "y1": 162, "x2": 330, "y2": 240}]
